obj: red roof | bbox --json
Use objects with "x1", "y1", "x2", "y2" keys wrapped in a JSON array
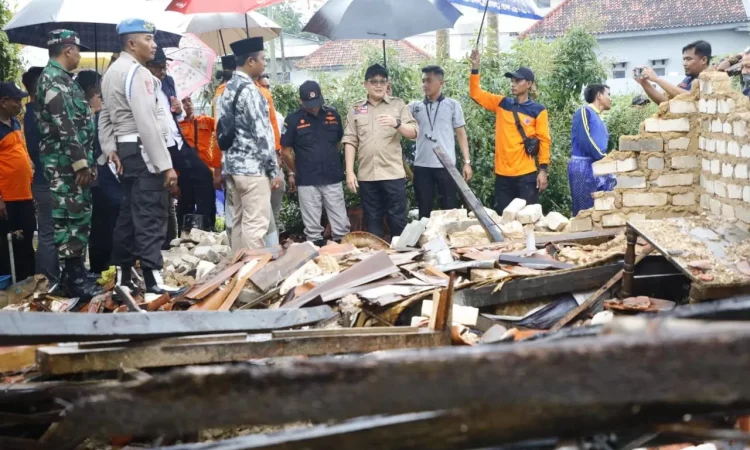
[
  {"x1": 296, "y1": 40, "x2": 430, "y2": 70},
  {"x1": 524, "y1": 0, "x2": 749, "y2": 38}
]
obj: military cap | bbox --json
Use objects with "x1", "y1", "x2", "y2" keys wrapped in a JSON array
[
  {"x1": 117, "y1": 18, "x2": 157, "y2": 35},
  {"x1": 221, "y1": 55, "x2": 237, "y2": 71},
  {"x1": 230, "y1": 37, "x2": 263, "y2": 56},
  {"x1": 47, "y1": 29, "x2": 91, "y2": 51}
]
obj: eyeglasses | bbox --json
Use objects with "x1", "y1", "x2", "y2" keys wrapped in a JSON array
[{"x1": 368, "y1": 79, "x2": 388, "y2": 86}]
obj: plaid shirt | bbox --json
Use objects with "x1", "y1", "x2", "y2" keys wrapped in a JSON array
[{"x1": 217, "y1": 71, "x2": 278, "y2": 178}]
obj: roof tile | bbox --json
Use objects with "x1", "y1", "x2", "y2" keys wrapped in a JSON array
[{"x1": 296, "y1": 40, "x2": 430, "y2": 70}]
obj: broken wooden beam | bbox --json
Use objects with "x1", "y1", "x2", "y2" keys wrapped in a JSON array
[
  {"x1": 433, "y1": 146, "x2": 503, "y2": 242},
  {"x1": 0, "y1": 307, "x2": 337, "y2": 345},
  {"x1": 39, "y1": 318, "x2": 750, "y2": 447},
  {"x1": 36, "y1": 329, "x2": 449, "y2": 375}
]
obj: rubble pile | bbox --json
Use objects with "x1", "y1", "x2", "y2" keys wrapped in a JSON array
[{"x1": 161, "y1": 228, "x2": 232, "y2": 285}]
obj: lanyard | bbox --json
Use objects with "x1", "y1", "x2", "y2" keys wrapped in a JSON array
[{"x1": 424, "y1": 95, "x2": 444, "y2": 132}]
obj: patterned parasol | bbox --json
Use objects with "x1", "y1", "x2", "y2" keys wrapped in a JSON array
[{"x1": 165, "y1": 33, "x2": 217, "y2": 100}]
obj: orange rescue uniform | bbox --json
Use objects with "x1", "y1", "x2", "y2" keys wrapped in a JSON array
[
  {"x1": 256, "y1": 81, "x2": 281, "y2": 151},
  {"x1": 179, "y1": 116, "x2": 219, "y2": 169},
  {"x1": 0, "y1": 118, "x2": 33, "y2": 202},
  {"x1": 469, "y1": 72, "x2": 551, "y2": 177}
]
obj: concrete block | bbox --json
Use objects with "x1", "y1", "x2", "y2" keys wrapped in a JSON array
[
  {"x1": 569, "y1": 216, "x2": 593, "y2": 232},
  {"x1": 706, "y1": 139, "x2": 716, "y2": 153},
  {"x1": 701, "y1": 194, "x2": 711, "y2": 210},
  {"x1": 616, "y1": 175, "x2": 646, "y2": 189},
  {"x1": 517, "y1": 204, "x2": 543, "y2": 224},
  {"x1": 722, "y1": 203, "x2": 735, "y2": 219},
  {"x1": 736, "y1": 164, "x2": 748, "y2": 180},
  {"x1": 602, "y1": 214, "x2": 627, "y2": 227},
  {"x1": 728, "y1": 140, "x2": 741, "y2": 157},
  {"x1": 719, "y1": 98, "x2": 736, "y2": 114},
  {"x1": 647, "y1": 157, "x2": 664, "y2": 170},
  {"x1": 743, "y1": 145, "x2": 750, "y2": 159},
  {"x1": 545, "y1": 212, "x2": 569, "y2": 231},
  {"x1": 716, "y1": 139, "x2": 727, "y2": 155},
  {"x1": 729, "y1": 184, "x2": 743, "y2": 199},
  {"x1": 736, "y1": 206, "x2": 750, "y2": 224},
  {"x1": 594, "y1": 195, "x2": 616, "y2": 211},
  {"x1": 195, "y1": 260, "x2": 216, "y2": 281},
  {"x1": 705, "y1": 98, "x2": 717, "y2": 114},
  {"x1": 744, "y1": 186, "x2": 750, "y2": 203},
  {"x1": 622, "y1": 192, "x2": 668, "y2": 207},
  {"x1": 627, "y1": 213, "x2": 647, "y2": 222},
  {"x1": 645, "y1": 118, "x2": 690, "y2": 133},
  {"x1": 723, "y1": 121, "x2": 733, "y2": 135},
  {"x1": 668, "y1": 137, "x2": 691, "y2": 151},
  {"x1": 702, "y1": 119, "x2": 711, "y2": 133},
  {"x1": 699, "y1": 136, "x2": 706, "y2": 150},
  {"x1": 704, "y1": 176, "x2": 714, "y2": 194},
  {"x1": 669, "y1": 100, "x2": 697, "y2": 114},
  {"x1": 712, "y1": 119, "x2": 723, "y2": 133},
  {"x1": 502, "y1": 198, "x2": 526, "y2": 223},
  {"x1": 193, "y1": 246, "x2": 220, "y2": 263},
  {"x1": 702, "y1": 158, "x2": 711, "y2": 172},
  {"x1": 711, "y1": 159, "x2": 721, "y2": 175},
  {"x1": 616, "y1": 157, "x2": 638, "y2": 172},
  {"x1": 180, "y1": 254, "x2": 201, "y2": 268},
  {"x1": 592, "y1": 159, "x2": 617, "y2": 176},
  {"x1": 723, "y1": 162, "x2": 734, "y2": 179},
  {"x1": 671, "y1": 155, "x2": 699, "y2": 169},
  {"x1": 619, "y1": 136, "x2": 663, "y2": 152},
  {"x1": 701, "y1": 72, "x2": 732, "y2": 95},
  {"x1": 735, "y1": 121, "x2": 747, "y2": 137},
  {"x1": 710, "y1": 198, "x2": 722, "y2": 216},
  {"x1": 698, "y1": 98, "x2": 708, "y2": 113},
  {"x1": 714, "y1": 181, "x2": 727, "y2": 198},
  {"x1": 655, "y1": 173, "x2": 694, "y2": 187},
  {"x1": 672, "y1": 192, "x2": 696, "y2": 206}
]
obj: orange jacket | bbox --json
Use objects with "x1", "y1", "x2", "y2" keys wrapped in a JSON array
[
  {"x1": 469, "y1": 72, "x2": 551, "y2": 177},
  {"x1": 256, "y1": 81, "x2": 281, "y2": 151},
  {"x1": 0, "y1": 119, "x2": 33, "y2": 202},
  {"x1": 180, "y1": 116, "x2": 219, "y2": 169}
]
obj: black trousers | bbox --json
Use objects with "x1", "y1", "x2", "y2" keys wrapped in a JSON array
[
  {"x1": 359, "y1": 179, "x2": 407, "y2": 239},
  {"x1": 111, "y1": 146, "x2": 168, "y2": 270},
  {"x1": 494, "y1": 172, "x2": 539, "y2": 215},
  {"x1": 171, "y1": 144, "x2": 214, "y2": 232},
  {"x1": 89, "y1": 187, "x2": 121, "y2": 274},
  {"x1": 0, "y1": 200, "x2": 36, "y2": 281},
  {"x1": 413, "y1": 166, "x2": 458, "y2": 219}
]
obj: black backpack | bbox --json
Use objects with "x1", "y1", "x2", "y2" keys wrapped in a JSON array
[{"x1": 217, "y1": 83, "x2": 250, "y2": 151}]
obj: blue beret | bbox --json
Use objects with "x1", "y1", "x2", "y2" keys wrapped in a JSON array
[{"x1": 117, "y1": 18, "x2": 157, "y2": 35}]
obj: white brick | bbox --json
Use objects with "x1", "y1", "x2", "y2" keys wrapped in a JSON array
[
  {"x1": 647, "y1": 157, "x2": 664, "y2": 170},
  {"x1": 702, "y1": 158, "x2": 711, "y2": 172},
  {"x1": 736, "y1": 164, "x2": 748, "y2": 180},
  {"x1": 622, "y1": 192, "x2": 668, "y2": 207},
  {"x1": 616, "y1": 176, "x2": 646, "y2": 189},
  {"x1": 723, "y1": 203, "x2": 736, "y2": 219},
  {"x1": 706, "y1": 98, "x2": 717, "y2": 114},
  {"x1": 699, "y1": 136, "x2": 706, "y2": 150},
  {"x1": 655, "y1": 173, "x2": 694, "y2": 187},
  {"x1": 711, "y1": 159, "x2": 721, "y2": 175},
  {"x1": 710, "y1": 198, "x2": 722, "y2": 216},
  {"x1": 627, "y1": 213, "x2": 647, "y2": 221},
  {"x1": 706, "y1": 139, "x2": 716, "y2": 153},
  {"x1": 545, "y1": 212, "x2": 569, "y2": 231},
  {"x1": 671, "y1": 155, "x2": 699, "y2": 169},
  {"x1": 723, "y1": 162, "x2": 735, "y2": 179},
  {"x1": 602, "y1": 214, "x2": 627, "y2": 228},
  {"x1": 701, "y1": 193, "x2": 711, "y2": 210},
  {"x1": 744, "y1": 186, "x2": 750, "y2": 203},
  {"x1": 729, "y1": 184, "x2": 743, "y2": 199},
  {"x1": 669, "y1": 100, "x2": 697, "y2": 114},
  {"x1": 668, "y1": 137, "x2": 691, "y2": 151},
  {"x1": 672, "y1": 192, "x2": 696, "y2": 206},
  {"x1": 569, "y1": 216, "x2": 593, "y2": 232},
  {"x1": 723, "y1": 121, "x2": 733, "y2": 134},
  {"x1": 517, "y1": 204, "x2": 543, "y2": 224},
  {"x1": 715, "y1": 181, "x2": 727, "y2": 198},
  {"x1": 594, "y1": 196, "x2": 616, "y2": 211},
  {"x1": 716, "y1": 140, "x2": 727, "y2": 155},
  {"x1": 712, "y1": 119, "x2": 723, "y2": 133},
  {"x1": 703, "y1": 176, "x2": 714, "y2": 194},
  {"x1": 719, "y1": 98, "x2": 736, "y2": 114},
  {"x1": 728, "y1": 140, "x2": 741, "y2": 157},
  {"x1": 698, "y1": 98, "x2": 707, "y2": 113},
  {"x1": 592, "y1": 160, "x2": 617, "y2": 176},
  {"x1": 743, "y1": 145, "x2": 750, "y2": 159},
  {"x1": 645, "y1": 118, "x2": 690, "y2": 133},
  {"x1": 736, "y1": 206, "x2": 750, "y2": 224},
  {"x1": 735, "y1": 121, "x2": 747, "y2": 137},
  {"x1": 616, "y1": 157, "x2": 638, "y2": 172},
  {"x1": 502, "y1": 198, "x2": 527, "y2": 223}
]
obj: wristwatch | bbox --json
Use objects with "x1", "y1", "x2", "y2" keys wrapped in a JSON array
[
  {"x1": 394, "y1": 118, "x2": 402, "y2": 129},
  {"x1": 288, "y1": 172, "x2": 295, "y2": 177},
  {"x1": 464, "y1": 160, "x2": 471, "y2": 165}
]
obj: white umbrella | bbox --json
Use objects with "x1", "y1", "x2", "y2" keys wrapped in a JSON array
[{"x1": 177, "y1": 11, "x2": 281, "y2": 55}]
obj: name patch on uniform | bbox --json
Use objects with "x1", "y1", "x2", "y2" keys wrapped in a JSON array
[
  {"x1": 297, "y1": 123, "x2": 311, "y2": 130},
  {"x1": 354, "y1": 105, "x2": 368, "y2": 115}
]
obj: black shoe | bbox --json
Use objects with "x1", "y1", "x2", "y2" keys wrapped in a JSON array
[
  {"x1": 116, "y1": 266, "x2": 141, "y2": 294},
  {"x1": 313, "y1": 239, "x2": 326, "y2": 247},
  {"x1": 62, "y1": 259, "x2": 105, "y2": 300},
  {"x1": 144, "y1": 269, "x2": 184, "y2": 296}
]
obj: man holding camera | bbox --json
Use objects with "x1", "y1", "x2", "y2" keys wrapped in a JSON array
[
  {"x1": 634, "y1": 40, "x2": 711, "y2": 104},
  {"x1": 469, "y1": 49, "x2": 551, "y2": 214}
]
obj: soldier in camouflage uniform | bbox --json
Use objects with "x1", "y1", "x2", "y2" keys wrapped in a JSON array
[{"x1": 36, "y1": 30, "x2": 103, "y2": 299}]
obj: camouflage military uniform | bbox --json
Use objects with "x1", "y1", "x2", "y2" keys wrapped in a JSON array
[{"x1": 36, "y1": 57, "x2": 96, "y2": 260}]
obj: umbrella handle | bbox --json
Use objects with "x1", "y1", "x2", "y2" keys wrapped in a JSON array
[{"x1": 476, "y1": 0, "x2": 491, "y2": 50}]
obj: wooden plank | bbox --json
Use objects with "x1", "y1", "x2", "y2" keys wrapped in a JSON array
[
  {"x1": 534, "y1": 229, "x2": 623, "y2": 246},
  {"x1": 431, "y1": 273, "x2": 455, "y2": 331},
  {"x1": 550, "y1": 245, "x2": 655, "y2": 331},
  {"x1": 186, "y1": 261, "x2": 245, "y2": 300},
  {"x1": 497, "y1": 255, "x2": 575, "y2": 270},
  {"x1": 0, "y1": 307, "x2": 338, "y2": 345},
  {"x1": 434, "y1": 260, "x2": 496, "y2": 272},
  {"x1": 188, "y1": 285, "x2": 232, "y2": 311},
  {"x1": 271, "y1": 327, "x2": 421, "y2": 339},
  {"x1": 433, "y1": 146, "x2": 503, "y2": 242},
  {"x1": 251, "y1": 242, "x2": 318, "y2": 292},
  {"x1": 456, "y1": 263, "x2": 622, "y2": 308},
  {"x1": 219, "y1": 254, "x2": 272, "y2": 311},
  {"x1": 39, "y1": 319, "x2": 750, "y2": 445},
  {"x1": 0, "y1": 346, "x2": 37, "y2": 373},
  {"x1": 36, "y1": 329, "x2": 449, "y2": 375},
  {"x1": 424, "y1": 265, "x2": 450, "y2": 280}
]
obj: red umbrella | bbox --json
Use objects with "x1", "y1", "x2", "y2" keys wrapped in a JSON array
[{"x1": 166, "y1": 0, "x2": 286, "y2": 14}]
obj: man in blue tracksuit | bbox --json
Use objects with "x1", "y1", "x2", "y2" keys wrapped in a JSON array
[{"x1": 568, "y1": 84, "x2": 616, "y2": 216}]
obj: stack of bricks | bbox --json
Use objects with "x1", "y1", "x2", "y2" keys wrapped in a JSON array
[{"x1": 570, "y1": 70, "x2": 750, "y2": 231}]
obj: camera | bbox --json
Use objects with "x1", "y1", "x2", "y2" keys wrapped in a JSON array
[{"x1": 634, "y1": 67, "x2": 645, "y2": 78}]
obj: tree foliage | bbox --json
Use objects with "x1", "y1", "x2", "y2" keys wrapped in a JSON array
[
  {"x1": 0, "y1": 0, "x2": 22, "y2": 82},
  {"x1": 257, "y1": 2, "x2": 327, "y2": 42}
]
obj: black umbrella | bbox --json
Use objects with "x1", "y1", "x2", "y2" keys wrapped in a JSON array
[{"x1": 302, "y1": 0, "x2": 462, "y2": 67}]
